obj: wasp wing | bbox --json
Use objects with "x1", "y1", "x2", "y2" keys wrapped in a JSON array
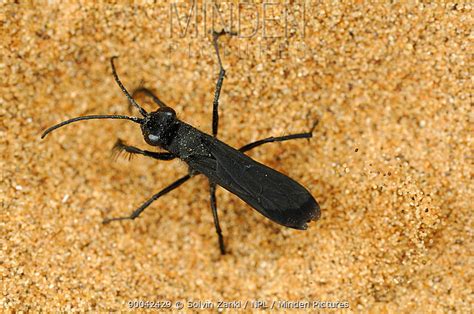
[{"x1": 187, "y1": 136, "x2": 320, "y2": 229}]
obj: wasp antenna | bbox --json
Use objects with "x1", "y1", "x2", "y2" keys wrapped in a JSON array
[
  {"x1": 41, "y1": 115, "x2": 143, "y2": 139},
  {"x1": 110, "y1": 57, "x2": 148, "y2": 117}
]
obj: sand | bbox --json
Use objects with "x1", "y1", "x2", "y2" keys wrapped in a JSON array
[{"x1": 2, "y1": 1, "x2": 472, "y2": 312}]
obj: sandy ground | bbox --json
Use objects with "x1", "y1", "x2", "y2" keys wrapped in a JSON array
[{"x1": 2, "y1": 1, "x2": 472, "y2": 312}]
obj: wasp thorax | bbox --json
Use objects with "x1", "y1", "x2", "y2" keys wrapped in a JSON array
[{"x1": 141, "y1": 107, "x2": 177, "y2": 146}]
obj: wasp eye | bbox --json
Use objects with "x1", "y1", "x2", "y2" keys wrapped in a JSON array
[
  {"x1": 161, "y1": 107, "x2": 176, "y2": 118},
  {"x1": 148, "y1": 134, "x2": 160, "y2": 142}
]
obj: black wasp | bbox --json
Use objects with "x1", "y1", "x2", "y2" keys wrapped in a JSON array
[{"x1": 42, "y1": 31, "x2": 321, "y2": 254}]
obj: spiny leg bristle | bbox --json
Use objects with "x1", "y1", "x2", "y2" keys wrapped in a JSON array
[{"x1": 111, "y1": 139, "x2": 135, "y2": 161}]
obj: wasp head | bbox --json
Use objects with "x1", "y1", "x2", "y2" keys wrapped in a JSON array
[{"x1": 141, "y1": 107, "x2": 178, "y2": 147}]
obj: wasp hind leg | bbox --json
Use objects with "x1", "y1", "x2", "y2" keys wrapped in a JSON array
[{"x1": 209, "y1": 182, "x2": 226, "y2": 255}]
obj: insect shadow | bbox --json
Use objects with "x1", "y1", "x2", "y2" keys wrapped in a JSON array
[{"x1": 41, "y1": 30, "x2": 321, "y2": 255}]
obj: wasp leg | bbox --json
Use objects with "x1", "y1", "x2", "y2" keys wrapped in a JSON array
[
  {"x1": 132, "y1": 87, "x2": 167, "y2": 108},
  {"x1": 209, "y1": 182, "x2": 225, "y2": 255},
  {"x1": 103, "y1": 174, "x2": 191, "y2": 223},
  {"x1": 239, "y1": 120, "x2": 319, "y2": 152},
  {"x1": 112, "y1": 139, "x2": 175, "y2": 161},
  {"x1": 211, "y1": 29, "x2": 235, "y2": 137}
]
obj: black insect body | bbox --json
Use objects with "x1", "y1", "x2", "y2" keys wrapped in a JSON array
[
  {"x1": 41, "y1": 31, "x2": 321, "y2": 254},
  {"x1": 143, "y1": 112, "x2": 318, "y2": 230}
]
